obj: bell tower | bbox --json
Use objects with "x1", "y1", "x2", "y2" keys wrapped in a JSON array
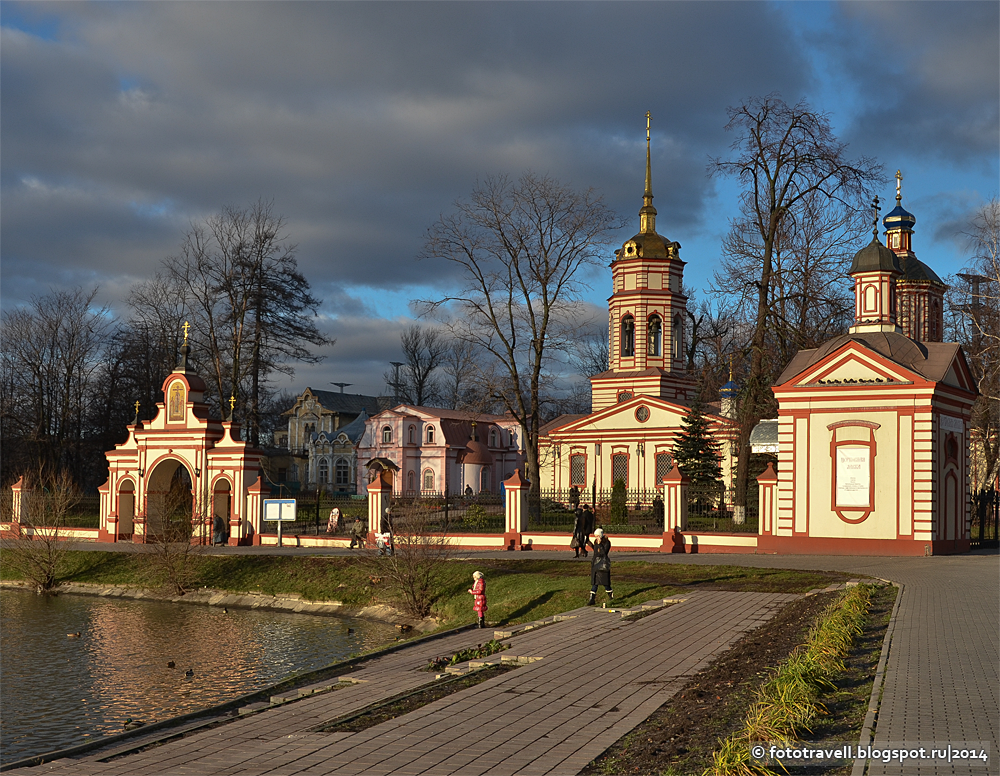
[{"x1": 590, "y1": 113, "x2": 694, "y2": 411}]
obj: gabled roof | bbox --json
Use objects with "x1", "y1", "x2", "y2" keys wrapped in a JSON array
[
  {"x1": 776, "y1": 332, "x2": 971, "y2": 390},
  {"x1": 285, "y1": 389, "x2": 390, "y2": 417}
]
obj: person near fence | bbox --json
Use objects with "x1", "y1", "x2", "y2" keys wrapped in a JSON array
[
  {"x1": 581, "y1": 506, "x2": 595, "y2": 557},
  {"x1": 349, "y1": 517, "x2": 366, "y2": 549},
  {"x1": 571, "y1": 508, "x2": 587, "y2": 558},
  {"x1": 326, "y1": 507, "x2": 341, "y2": 534},
  {"x1": 569, "y1": 485, "x2": 580, "y2": 509},
  {"x1": 586, "y1": 528, "x2": 612, "y2": 604},
  {"x1": 212, "y1": 513, "x2": 227, "y2": 546},
  {"x1": 468, "y1": 570, "x2": 487, "y2": 628}
]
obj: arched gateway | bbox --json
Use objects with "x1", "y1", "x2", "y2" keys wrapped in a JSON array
[{"x1": 98, "y1": 334, "x2": 265, "y2": 545}]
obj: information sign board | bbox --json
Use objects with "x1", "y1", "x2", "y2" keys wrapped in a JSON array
[{"x1": 263, "y1": 499, "x2": 297, "y2": 522}]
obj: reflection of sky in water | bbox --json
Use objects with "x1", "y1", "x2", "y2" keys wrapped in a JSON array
[{"x1": 0, "y1": 591, "x2": 396, "y2": 764}]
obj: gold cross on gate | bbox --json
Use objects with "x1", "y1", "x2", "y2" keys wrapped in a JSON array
[
  {"x1": 134, "y1": 400, "x2": 140, "y2": 422},
  {"x1": 229, "y1": 395, "x2": 236, "y2": 414},
  {"x1": 182, "y1": 320, "x2": 191, "y2": 344}
]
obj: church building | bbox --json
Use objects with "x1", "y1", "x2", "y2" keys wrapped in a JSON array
[
  {"x1": 760, "y1": 179, "x2": 977, "y2": 555},
  {"x1": 539, "y1": 118, "x2": 737, "y2": 498}
]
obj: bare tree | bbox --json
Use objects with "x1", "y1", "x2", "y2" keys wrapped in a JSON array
[
  {"x1": 142, "y1": 477, "x2": 206, "y2": 596},
  {"x1": 165, "y1": 199, "x2": 328, "y2": 446},
  {"x1": 383, "y1": 325, "x2": 447, "y2": 407},
  {"x1": 570, "y1": 320, "x2": 610, "y2": 378},
  {"x1": 709, "y1": 94, "x2": 882, "y2": 515},
  {"x1": 440, "y1": 339, "x2": 480, "y2": 410},
  {"x1": 0, "y1": 288, "x2": 112, "y2": 486},
  {"x1": 353, "y1": 510, "x2": 454, "y2": 619},
  {"x1": 0, "y1": 469, "x2": 80, "y2": 593},
  {"x1": 421, "y1": 173, "x2": 621, "y2": 510},
  {"x1": 951, "y1": 198, "x2": 1000, "y2": 487}
]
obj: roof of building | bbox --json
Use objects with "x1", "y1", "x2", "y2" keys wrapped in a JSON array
[
  {"x1": 883, "y1": 202, "x2": 916, "y2": 230},
  {"x1": 776, "y1": 331, "x2": 962, "y2": 385},
  {"x1": 285, "y1": 389, "x2": 390, "y2": 417},
  {"x1": 538, "y1": 414, "x2": 590, "y2": 436},
  {"x1": 898, "y1": 255, "x2": 945, "y2": 286},
  {"x1": 849, "y1": 236, "x2": 903, "y2": 275},
  {"x1": 750, "y1": 418, "x2": 779, "y2": 451},
  {"x1": 373, "y1": 405, "x2": 515, "y2": 423},
  {"x1": 317, "y1": 409, "x2": 369, "y2": 445}
]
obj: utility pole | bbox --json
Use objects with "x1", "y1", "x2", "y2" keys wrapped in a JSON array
[{"x1": 389, "y1": 362, "x2": 404, "y2": 404}]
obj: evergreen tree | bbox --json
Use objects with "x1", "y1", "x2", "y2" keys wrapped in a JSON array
[{"x1": 673, "y1": 391, "x2": 723, "y2": 488}]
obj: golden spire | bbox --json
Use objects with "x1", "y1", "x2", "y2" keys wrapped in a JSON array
[
  {"x1": 895, "y1": 170, "x2": 903, "y2": 204},
  {"x1": 640, "y1": 111, "x2": 657, "y2": 234}
]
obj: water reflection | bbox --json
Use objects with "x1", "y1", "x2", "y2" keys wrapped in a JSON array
[{"x1": 0, "y1": 591, "x2": 396, "y2": 764}]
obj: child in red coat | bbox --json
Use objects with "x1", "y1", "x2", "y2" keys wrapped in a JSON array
[{"x1": 468, "y1": 571, "x2": 487, "y2": 628}]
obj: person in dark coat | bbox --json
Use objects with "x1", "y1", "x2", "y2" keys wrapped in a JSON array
[
  {"x1": 572, "y1": 508, "x2": 587, "y2": 558},
  {"x1": 212, "y1": 514, "x2": 227, "y2": 546},
  {"x1": 580, "y1": 507, "x2": 595, "y2": 557},
  {"x1": 349, "y1": 518, "x2": 367, "y2": 549},
  {"x1": 585, "y1": 528, "x2": 612, "y2": 604}
]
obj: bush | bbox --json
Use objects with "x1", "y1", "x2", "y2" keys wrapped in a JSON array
[{"x1": 609, "y1": 479, "x2": 628, "y2": 524}]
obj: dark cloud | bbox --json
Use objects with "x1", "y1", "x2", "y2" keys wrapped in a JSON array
[{"x1": 2, "y1": 1, "x2": 996, "y2": 394}]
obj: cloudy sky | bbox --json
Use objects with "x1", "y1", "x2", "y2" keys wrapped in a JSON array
[{"x1": 2, "y1": 1, "x2": 997, "y2": 397}]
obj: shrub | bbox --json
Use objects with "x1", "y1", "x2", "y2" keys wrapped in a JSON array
[{"x1": 609, "y1": 479, "x2": 628, "y2": 524}]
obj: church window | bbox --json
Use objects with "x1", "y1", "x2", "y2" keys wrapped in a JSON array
[
  {"x1": 612, "y1": 453, "x2": 628, "y2": 488},
  {"x1": 318, "y1": 458, "x2": 329, "y2": 483},
  {"x1": 480, "y1": 466, "x2": 491, "y2": 493},
  {"x1": 426, "y1": 426, "x2": 435, "y2": 443},
  {"x1": 408, "y1": 425, "x2": 415, "y2": 444},
  {"x1": 655, "y1": 453, "x2": 673, "y2": 483},
  {"x1": 891, "y1": 232, "x2": 900, "y2": 249},
  {"x1": 407, "y1": 470, "x2": 415, "y2": 492},
  {"x1": 617, "y1": 391, "x2": 633, "y2": 404},
  {"x1": 570, "y1": 454, "x2": 586, "y2": 487},
  {"x1": 648, "y1": 315, "x2": 662, "y2": 357},
  {"x1": 672, "y1": 315, "x2": 683, "y2": 359},
  {"x1": 335, "y1": 459, "x2": 350, "y2": 485},
  {"x1": 423, "y1": 468, "x2": 435, "y2": 492},
  {"x1": 382, "y1": 425, "x2": 392, "y2": 444},
  {"x1": 490, "y1": 429, "x2": 498, "y2": 447},
  {"x1": 621, "y1": 315, "x2": 635, "y2": 357}
]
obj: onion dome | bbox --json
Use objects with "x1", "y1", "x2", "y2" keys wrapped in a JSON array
[
  {"x1": 463, "y1": 422, "x2": 494, "y2": 465},
  {"x1": 719, "y1": 379, "x2": 739, "y2": 399},
  {"x1": 883, "y1": 202, "x2": 915, "y2": 233},
  {"x1": 849, "y1": 236, "x2": 903, "y2": 275}
]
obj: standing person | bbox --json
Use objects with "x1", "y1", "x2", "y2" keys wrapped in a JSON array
[
  {"x1": 572, "y1": 508, "x2": 587, "y2": 558},
  {"x1": 468, "y1": 571, "x2": 487, "y2": 628},
  {"x1": 585, "y1": 528, "x2": 612, "y2": 605},
  {"x1": 349, "y1": 517, "x2": 366, "y2": 549},
  {"x1": 212, "y1": 513, "x2": 227, "y2": 546},
  {"x1": 581, "y1": 506, "x2": 595, "y2": 557},
  {"x1": 327, "y1": 506, "x2": 341, "y2": 534}
]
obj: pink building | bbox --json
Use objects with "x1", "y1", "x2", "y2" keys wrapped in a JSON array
[{"x1": 356, "y1": 406, "x2": 525, "y2": 495}]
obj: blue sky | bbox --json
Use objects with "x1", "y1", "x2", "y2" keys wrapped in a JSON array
[{"x1": 2, "y1": 1, "x2": 997, "y2": 396}]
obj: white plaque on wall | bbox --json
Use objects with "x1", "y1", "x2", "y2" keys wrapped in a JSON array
[
  {"x1": 939, "y1": 415, "x2": 964, "y2": 433},
  {"x1": 836, "y1": 447, "x2": 870, "y2": 508}
]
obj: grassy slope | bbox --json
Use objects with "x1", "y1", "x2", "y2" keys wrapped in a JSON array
[{"x1": 0, "y1": 551, "x2": 848, "y2": 630}]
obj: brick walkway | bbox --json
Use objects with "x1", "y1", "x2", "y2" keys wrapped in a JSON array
[{"x1": 25, "y1": 590, "x2": 799, "y2": 776}]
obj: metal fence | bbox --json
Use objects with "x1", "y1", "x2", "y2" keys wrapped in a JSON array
[{"x1": 970, "y1": 488, "x2": 999, "y2": 549}]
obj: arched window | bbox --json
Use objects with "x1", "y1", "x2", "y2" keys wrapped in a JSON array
[
  {"x1": 648, "y1": 314, "x2": 662, "y2": 357},
  {"x1": 408, "y1": 425, "x2": 415, "y2": 444},
  {"x1": 382, "y1": 425, "x2": 392, "y2": 444},
  {"x1": 672, "y1": 315, "x2": 682, "y2": 359},
  {"x1": 621, "y1": 314, "x2": 635, "y2": 357},
  {"x1": 489, "y1": 429, "x2": 497, "y2": 447},
  {"x1": 426, "y1": 426, "x2": 435, "y2": 444},
  {"x1": 318, "y1": 458, "x2": 329, "y2": 483},
  {"x1": 422, "y1": 468, "x2": 435, "y2": 492},
  {"x1": 407, "y1": 470, "x2": 415, "y2": 492},
  {"x1": 480, "y1": 466, "x2": 491, "y2": 493},
  {"x1": 335, "y1": 458, "x2": 350, "y2": 485}
]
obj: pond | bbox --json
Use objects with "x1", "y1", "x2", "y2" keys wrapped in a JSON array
[{"x1": 0, "y1": 590, "x2": 397, "y2": 765}]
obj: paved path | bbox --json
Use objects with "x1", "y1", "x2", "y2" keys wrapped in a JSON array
[
  {"x1": 20, "y1": 547, "x2": 999, "y2": 775},
  {"x1": 23, "y1": 589, "x2": 800, "y2": 776}
]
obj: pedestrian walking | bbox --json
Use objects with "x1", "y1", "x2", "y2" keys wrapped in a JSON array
[
  {"x1": 349, "y1": 517, "x2": 366, "y2": 549},
  {"x1": 586, "y1": 528, "x2": 612, "y2": 605},
  {"x1": 468, "y1": 571, "x2": 487, "y2": 628},
  {"x1": 571, "y1": 508, "x2": 588, "y2": 558},
  {"x1": 327, "y1": 506, "x2": 341, "y2": 534},
  {"x1": 581, "y1": 506, "x2": 595, "y2": 557}
]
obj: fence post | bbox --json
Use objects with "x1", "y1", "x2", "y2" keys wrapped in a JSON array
[
  {"x1": 661, "y1": 464, "x2": 689, "y2": 532},
  {"x1": 367, "y1": 470, "x2": 392, "y2": 545},
  {"x1": 756, "y1": 462, "x2": 777, "y2": 536},
  {"x1": 503, "y1": 469, "x2": 528, "y2": 550},
  {"x1": 243, "y1": 475, "x2": 266, "y2": 545}
]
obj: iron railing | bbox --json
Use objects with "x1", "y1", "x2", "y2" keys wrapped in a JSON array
[{"x1": 970, "y1": 488, "x2": 999, "y2": 549}]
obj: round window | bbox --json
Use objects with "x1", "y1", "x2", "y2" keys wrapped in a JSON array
[{"x1": 635, "y1": 406, "x2": 649, "y2": 422}]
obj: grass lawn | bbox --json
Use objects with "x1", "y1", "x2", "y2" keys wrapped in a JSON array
[{"x1": 0, "y1": 550, "x2": 852, "y2": 632}]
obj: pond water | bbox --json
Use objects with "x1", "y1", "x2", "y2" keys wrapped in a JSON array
[{"x1": 0, "y1": 590, "x2": 397, "y2": 765}]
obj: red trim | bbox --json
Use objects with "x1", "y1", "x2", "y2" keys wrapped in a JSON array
[{"x1": 758, "y1": 534, "x2": 970, "y2": 556}]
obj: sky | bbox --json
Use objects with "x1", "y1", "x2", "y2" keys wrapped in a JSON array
[{"x1": 2, "y1": 1, "x2": 998, "y2": 398}]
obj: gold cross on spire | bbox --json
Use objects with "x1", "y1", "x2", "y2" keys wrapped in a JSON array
[
  {"x1": 895, "y1": 169, "x2": 903, "y2": 203},
  {"x1": 134, "y1": 400, "x2": 140, "y2": 423},
  {"x1": 229, "y1": 394, "x2": 236, "y2": 416},
  {"x1": 182, "y1": 320, "x2": 191, "y2": 345}
]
